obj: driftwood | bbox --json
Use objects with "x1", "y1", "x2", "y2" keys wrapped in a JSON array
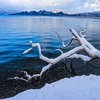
[{"x1": 9, "y1": 28, "x2": 100, "y2": 82}]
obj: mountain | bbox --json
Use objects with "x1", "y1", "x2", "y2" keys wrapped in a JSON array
[
  {"x1": 10, "y1": 10, "x2": 100, "y2": 17},
  {"x1": 0, "y1": 9, "x2": 18, "y2": 15},
  {"x1": 52, "y1": 10, "x2": 64, "y2": 13},
  {"x1": 0, "y1": 10, "x2": 6, "y2": 15},
  {"x1": 10, "y1": 10, "x2": 68, "y2": 16},
  {"x1": 1, "y1": 9, "x2": 100, "y2": 17},
  {"x1": 70, "y1": 11, "x2": 100, "y2": 17}
]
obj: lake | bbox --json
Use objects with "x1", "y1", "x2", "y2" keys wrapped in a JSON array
[
  {"x1": 0, "y1": 16, "x2": 100, "y2": 68},
  {"x1": 0, "y1": 15, "x2": 100, "y2": 99}
]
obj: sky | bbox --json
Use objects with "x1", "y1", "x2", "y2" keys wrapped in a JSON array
[{"x1": 0, "y1": 0, "x2": 100, "y2": 13}]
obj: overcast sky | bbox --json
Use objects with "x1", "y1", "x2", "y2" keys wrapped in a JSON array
[{"x1": 0, "y1": 0, "x2": 100, "y2": 13}]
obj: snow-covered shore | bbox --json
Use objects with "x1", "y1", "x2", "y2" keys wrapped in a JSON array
[{"x1": 5, "y1": 75, "x2": 100, "y2": 100}]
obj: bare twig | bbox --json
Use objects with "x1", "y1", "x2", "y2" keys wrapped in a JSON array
[
  {"x1": 56, "y1": 49, "x2": 63, "y2": 54},
  {"x1": 54, "y1": 31, "x2": 75, "y2": 47},
  {"x1": 79, "y1": 23, "x2": 88, "y2": 38}
]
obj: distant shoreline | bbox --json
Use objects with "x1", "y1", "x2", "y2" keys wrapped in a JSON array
[
  {"x1": 0, "y1": 10, "x2": 100, "y2": 18},
  {"x1": 0, "y1": 14, "x2": 100, "y2": 20}
]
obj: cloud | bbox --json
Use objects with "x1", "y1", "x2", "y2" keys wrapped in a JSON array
[
  {"x1": 90, "y1": 0, "x2": 100, "y2": 9},
  {"x1": 0, "y1": 0, "x2": 99, "y2": 13},
  {"x1": 84, "y1": 2, "x2": 89, "y2": 7},
  {"x1": 84, "y1": 0, "x2": 100, "y2": 11},
  {"x1": 0, "y1": 0, "x2": 72, "y2": 11}
]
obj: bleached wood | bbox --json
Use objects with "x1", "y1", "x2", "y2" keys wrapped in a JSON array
[{"x1": 9, "y1": 28, "x2": 100, "y2": 82}]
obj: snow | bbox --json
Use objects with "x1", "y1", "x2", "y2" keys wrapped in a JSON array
[{"x1": 5, "y1": 75, "x2": 100, "y2": 100}]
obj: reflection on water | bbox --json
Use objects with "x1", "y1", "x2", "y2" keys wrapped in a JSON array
[{"x1": 0, "y1": 16, "x2": 100, "y2": 64}]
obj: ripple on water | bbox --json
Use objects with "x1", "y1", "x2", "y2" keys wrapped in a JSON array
[{"x1": 0, "y1": 16, "x2": 100, "y2": 66}]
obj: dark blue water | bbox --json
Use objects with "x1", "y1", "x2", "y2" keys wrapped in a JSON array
[{"x1": 0, "y1": 16, "x2": 100, "y2": 65}]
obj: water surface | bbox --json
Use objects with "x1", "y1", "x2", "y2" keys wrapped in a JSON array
[{"x1": 0, "y1": 16, "x2": 100, "y2": 67}]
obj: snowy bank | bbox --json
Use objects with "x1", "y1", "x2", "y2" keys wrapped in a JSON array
[{"x1": 5, "y1": 75, "x2": 100, "y2": 100}]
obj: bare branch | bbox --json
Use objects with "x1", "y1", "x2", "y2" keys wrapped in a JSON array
[
  {"x1": 85, "y1": 23, "x2": 88, "y2": 31},
  {"x1": 68, "y1": 54, "x2": 92, "y2": 62},
  {"x1": 79, "y1": 23, "x2": 88, "y2": 38},
  {"x1": 64, "y1": 38, "x2": 75, "y2": 47},
  {"x1": 54, "y1": 31, "x2": 63, "y2": 43},
  {"x1": 78, "y1": 25, "x2": 84, "y2": 31},
  {"x1": 56, "y1": 49, "x2": 63, "y2": 54},
  {"x1": 8, "y1": 77, "x2": 29, "y2": 82},
  {"x1": 54, "y1": 31, "x2": 75, "y2": 47}
]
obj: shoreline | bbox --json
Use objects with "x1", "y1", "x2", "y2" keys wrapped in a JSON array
[{"x1": 0, "y1": 58, "x2": 100, "y2": 99}]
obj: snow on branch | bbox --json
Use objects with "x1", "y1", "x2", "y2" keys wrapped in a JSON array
[
  {"x1": 78, "y1": 23, "x2": 88, "y2": 38},
  {"x1": 54, "y1": 31, "x2": 75, "y2": 47},
  {"x1": 9, "y1": 28, "x2": 100, "y2": 82},
  {"x1": 68, "y1": 54, "x2": 92, "y2": 61}
]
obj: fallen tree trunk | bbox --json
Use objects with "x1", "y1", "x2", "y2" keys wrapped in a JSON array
[{"x1": 9, "y1": 28, "x2": 100, "y2": 82}]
